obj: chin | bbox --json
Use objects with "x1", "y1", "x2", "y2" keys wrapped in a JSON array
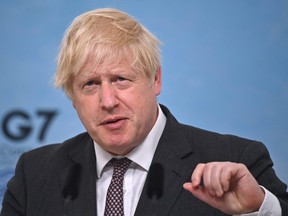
[{"x1": 107, "y1": 143, "x2": 135, "y2": 156}]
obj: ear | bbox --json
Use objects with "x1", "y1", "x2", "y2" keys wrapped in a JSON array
[{"x1": 153, "y1": 67, "x2": 162, "y2": 96}]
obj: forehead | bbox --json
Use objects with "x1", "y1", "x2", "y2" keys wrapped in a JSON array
[
  {"x1": 77, "y1": 60, "x2": 140, "y2": 80},
  {"x1": 82, "y1": 46, "x2": 131, "y2": 70},
  {"x1": 73, "y1": 45, "x2": 148, "y2": 81}
]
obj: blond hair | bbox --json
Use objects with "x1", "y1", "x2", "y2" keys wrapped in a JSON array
[{"x1": 54, "y1": 8, "x2": 161, "y2": 98}]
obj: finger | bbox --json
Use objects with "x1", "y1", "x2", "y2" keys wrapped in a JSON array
[
  {"x1": 202, "y1": 162, "x2": 226, "y2": 197},
  {"x1": 209, "y1": 163, "x2": 224, "y2": 197},
  {"x1": 220, "y1": 163, "x2": 249, "y2": 192},
  {"x1": 220, "y1": 163, "x2": 234, "y2": 193},
  {"x1": 183, "y1": 182, "x2": 193, "y2": 192},
  {"x1": 191, "y1": 163, "x2": 206, "y2": 188},
  {"x1": 201, "y1": 163, "x2": 213, "y2": 195}
]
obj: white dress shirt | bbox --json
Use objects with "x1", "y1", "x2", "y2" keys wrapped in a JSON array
[
  {"x1": 94, "y1": 105, "x2": 281, "y2": 216},
  {"x1": 94, "y1": 105, "x2": 166, "y2": 216}
]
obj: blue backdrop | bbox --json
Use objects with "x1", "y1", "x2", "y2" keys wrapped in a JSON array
[{"x1": 1, "y1": 0, "x2": 287, "y2": 207}]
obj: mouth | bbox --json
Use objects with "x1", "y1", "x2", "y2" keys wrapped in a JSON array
[
  {"x1": 100, "y1": 117, "x2": 128, "y2": 129},
  {"x1": 101, "y1": 117, "x2": 124, "y2": 124}
]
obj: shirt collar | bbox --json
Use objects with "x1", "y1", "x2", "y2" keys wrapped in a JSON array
[{"x1": 94, "y1": 104, "x2": 167, "y2": 178}]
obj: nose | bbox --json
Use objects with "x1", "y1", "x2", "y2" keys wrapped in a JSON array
[{"x1": 99, "y1": 83, "x2": 119, "y2": 110}]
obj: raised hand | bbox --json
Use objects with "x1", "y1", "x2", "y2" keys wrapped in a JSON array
[{"x1": 183, "y1": 162, "x2": 265, "y2": 215}]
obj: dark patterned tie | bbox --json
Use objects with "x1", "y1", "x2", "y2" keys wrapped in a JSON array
[{"x1": 104, "y1": 157, "x2": 132, "y2": 216}]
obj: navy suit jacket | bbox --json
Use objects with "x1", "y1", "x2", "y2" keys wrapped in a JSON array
[{"x1": 1, "y1": 105, "x2": 288, "y2": 216}]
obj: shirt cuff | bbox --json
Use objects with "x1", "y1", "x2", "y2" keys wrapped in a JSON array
[{"x1": 234, "y1": 186, "x2": 281, "y2": 216}]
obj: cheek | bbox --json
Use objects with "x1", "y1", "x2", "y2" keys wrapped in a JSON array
[
  {"x1": 127, "y1": 90, "x2": 157, "y2": 122},
  {"x1": 74, "y1": 98, "x2": 98, "y2": 120}
]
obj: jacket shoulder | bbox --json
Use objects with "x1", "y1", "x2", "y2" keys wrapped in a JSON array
[
  {"x1": 19, "y1": 132, "x2": 91, "y2": 172},
  {"x1": 180, "y1": 122, "x2": 266, "y2": 155},
  {"x1": 24, "y1": 132, "x2": 90, "y2": 156}
]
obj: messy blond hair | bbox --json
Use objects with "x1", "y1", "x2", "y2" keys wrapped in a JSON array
[{"x1": 54, "y1": 8, "x2": 161, "y2": 98}]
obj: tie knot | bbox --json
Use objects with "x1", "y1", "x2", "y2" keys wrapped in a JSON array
[{"x1": 111, "y1": 157, "x2": 131, "y2": 178}]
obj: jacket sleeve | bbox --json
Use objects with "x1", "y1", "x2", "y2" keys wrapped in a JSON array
[
  {"x1": 239, "y1": 141, "x2": 288, "y2": 215},
  {"x1": 1, "y1": 154, "x2": 26, "y2": 216}
]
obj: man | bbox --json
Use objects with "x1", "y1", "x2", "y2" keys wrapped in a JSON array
[{"x1": 1, "y1": 8, "x2": 288, "y2": 216}]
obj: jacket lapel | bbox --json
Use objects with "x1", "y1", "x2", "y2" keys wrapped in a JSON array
[
  {"x1": 58, "y1": 134, "x2": 97, "y2": 216},
  {"x1": 135, "y1": 105, "x2": 199, "y2": 216}
]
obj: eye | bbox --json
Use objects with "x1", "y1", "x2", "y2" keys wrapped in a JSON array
[
  {"x1": 116, "y1": 76, "x2": 127, "y2": 82},
  {"x1": 85, "y1": 80, "x2": 95, "y2": 86},
  {"x1": 111, "y1": 76, "x2": 128, "y2": 84},
  {"x1": 112, "y1": 76, "x2": 132, "y2": 89},
  {"x1": 84, "y1": 80, "x2": 100, "y2": 87},
  {"x1": 82, "y1": 80, "x2": 100, "y2": 93}
]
